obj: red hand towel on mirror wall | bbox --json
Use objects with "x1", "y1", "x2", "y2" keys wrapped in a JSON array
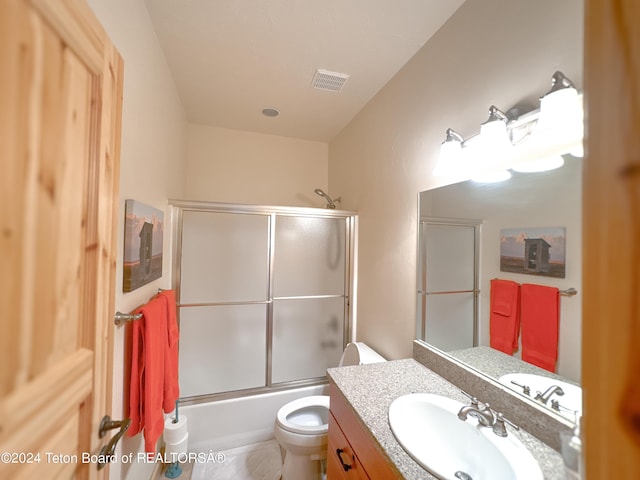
[
  {"x1": 521, "y1": 283, "x2": 560, "y2": 372},
  {"x1": 489, "y1": 279, "x2": 521, "y2": 355}
]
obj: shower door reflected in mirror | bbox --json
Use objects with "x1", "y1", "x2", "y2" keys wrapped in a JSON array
[{"x1": 417, "y1": 219, "x2": 480, "y2": 351}]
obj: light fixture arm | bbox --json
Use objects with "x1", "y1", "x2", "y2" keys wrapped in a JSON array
[
  {"x1": 544, "y1": 71, "x2": 576, "y2": 96},
  {"x1": 482, "y1": 105, "x2": 508, "y2": 125},
  {"x1": 444, "y1": 128, "x2": 464, "y2": 144}
]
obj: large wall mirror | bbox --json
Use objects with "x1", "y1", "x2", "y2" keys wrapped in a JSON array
[{"x1": 416, "y1": 154, "x2": 582, "y2": 422}]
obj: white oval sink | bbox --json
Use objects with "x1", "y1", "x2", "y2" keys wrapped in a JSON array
[
  {"x1": 499, "y1": 373, "x2": 582, "y2": 420},
  {"x1": 388, "y1": 393, "x2": 543, "y2": 480}
]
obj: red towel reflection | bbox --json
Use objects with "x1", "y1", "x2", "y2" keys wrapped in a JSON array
[
  {"x1": 489, "y1": 279, "x2": 521, "y2": 355},
  {"x1": 521, "y1": 283, "x2": 560, "y2": 372}
]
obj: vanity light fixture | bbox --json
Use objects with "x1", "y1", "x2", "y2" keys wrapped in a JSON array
[
  {"x1": 533, "y1": 71, "x2": 583, "y2": 153},
  {"x1": 434, "y1": 128, "x2": 464, "y2": 176},
  {"x1": 471, "y1": 105, "x2": 513, "y2": 182},
  {"x1": 434, "y1": 71, "x2": 583, "y2": 181},
  {"x1": 479, "y1": 105, "x2": 511, "y2": 150}
]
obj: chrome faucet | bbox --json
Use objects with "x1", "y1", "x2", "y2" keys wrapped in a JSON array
[
  {"x1": 457, "y1": 395, "x2": 495, "y2": 427},
  {"x1": 457, "y1": 403, "x2": 495, "y2": 427},
  {"x1": 535, "y1": 385, "x2": 565, "y2": 404},
  {"x1": 457, "y1": 391, "x2": 520, "y2": 437}
]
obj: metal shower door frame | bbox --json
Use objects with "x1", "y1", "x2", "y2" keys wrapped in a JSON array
[
  {"x1": 416, "y1": 216, "x2": 481, "y2": 349},
  {"x1": 169, "y1": 200, "x2": 357, "y2": 405}
]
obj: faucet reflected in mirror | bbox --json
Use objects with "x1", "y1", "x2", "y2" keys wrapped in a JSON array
[{"x1": 416, "y1": 153, "x2": 582, "y2": 421}]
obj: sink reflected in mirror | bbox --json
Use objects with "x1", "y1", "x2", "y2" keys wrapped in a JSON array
[
  {"x1": 499, "y1": 373, "x2": 582, "y2": 421},
  {"x1": 388, "y1": 393, "x2": 543, "y2": 480}
]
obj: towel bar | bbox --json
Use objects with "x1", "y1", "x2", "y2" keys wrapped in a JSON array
[
  {"x1": 114, "y1": 311, "x2": 143, "y2": 326},
  {"x1": 113, "y1": 289, "x2": 171, "y2": 326},
  {"x1": 559, "y1": 288, "x2": 577, "y2": 297}
]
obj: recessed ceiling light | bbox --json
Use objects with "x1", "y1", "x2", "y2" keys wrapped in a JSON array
[{"x1": 262, "y1": 107, "x2": 280, "y2": 117}]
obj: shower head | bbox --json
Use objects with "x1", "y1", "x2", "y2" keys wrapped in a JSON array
[{"x1": 314, "y1": 188, "x2": 340, "y2": 209}]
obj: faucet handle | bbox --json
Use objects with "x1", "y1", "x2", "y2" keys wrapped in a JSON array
[
  {"x1": 509, "y1": 380, "x2": 531, "y2": 396},
  {"x1": 460, "y1": 390, "x2": 480, "y2": 407},
  {"x1": 493, "y1": 412, "x2": 520, "y2": 437}
]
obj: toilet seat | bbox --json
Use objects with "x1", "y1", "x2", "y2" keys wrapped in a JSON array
[{"x1": 276, "y1": 395, "x2": 330, "y2": 435}]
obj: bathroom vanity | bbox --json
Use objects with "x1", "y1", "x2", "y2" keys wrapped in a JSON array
[
  {"x1": 327, "y1": 359, "x2": 566, "y2": 479},
  {"x1": 328, "y1": 382, "x2": 399, "y2": 478}
]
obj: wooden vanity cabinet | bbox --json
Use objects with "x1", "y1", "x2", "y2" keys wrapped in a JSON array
[
  {"x1": 327, "y1": 413, "x2": 369, "y2": 479},
  {"x1": 328, "y1": 383, "x2": 401, "y2": 479}
]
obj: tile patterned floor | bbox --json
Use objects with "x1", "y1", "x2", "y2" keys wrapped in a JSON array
[{"x1": 189, "y1": 440, "x2": 282, "y2": 480}]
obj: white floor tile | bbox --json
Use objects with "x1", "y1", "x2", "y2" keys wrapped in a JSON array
[{"x1": 190, "y1": 440, "x2": 282, "y2": 480}]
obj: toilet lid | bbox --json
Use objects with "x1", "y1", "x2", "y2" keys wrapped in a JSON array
[
  {"x1": 339, "y1": 342, "x2": 361, "y2": 366},
  {"x1": 276, "y1": 395, "x2": 330, "y2": 435}
]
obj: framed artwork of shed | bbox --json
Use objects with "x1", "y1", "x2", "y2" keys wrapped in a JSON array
[
  {"x1": 123, "y1": 200, "x2": 164, "y2": 292},
  {"x1": 500, "y1": 226, "x2": 566, "y2": 278}
]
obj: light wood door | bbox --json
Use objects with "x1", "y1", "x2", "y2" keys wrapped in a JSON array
[
  {"x1": 583, "y1": 0, "x2": 640, "y2": 477},
  {"x1": 0, "y1": 0, "x2": 123, "y2": 478}
]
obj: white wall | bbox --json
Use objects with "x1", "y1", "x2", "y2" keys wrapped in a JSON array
[
  {"x1": 329, "y1": 0, "x2": 584, "y2": 360},
  {"x1": 186, "y1": 124, "x2": 329, "y2": 207},
  {"x1": 86, "y1": 1, "x2": 187, "y2": 479}
]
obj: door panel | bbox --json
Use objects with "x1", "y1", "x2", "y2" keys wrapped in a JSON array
[
  {"x1": 425, "y1": 224, "x2": 475, "y2": 292},
  {"x1": 273, "y1": 215, "x2": 346, "y2": 297},
  {"x1": 418, "y1": 221, "x2": 479, "y2": 351},
  {"x1": 179, "y1": 305, "x2": 268, "y2": 396},
  {"x1": 180, "y1": 211, "x2": 270, "y2": 303},
  {"x1": 0, "y1": 0, "x2": 123, "y2": 478},
  {"x1": 424, "y1": 293, "x2": 475, "y2": 351},
  {"x1": 272, "y1": 297, "x2": 345, "y2": 383}
]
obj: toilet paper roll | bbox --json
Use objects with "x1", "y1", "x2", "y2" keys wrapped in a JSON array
[
  {"x1": 165, "y1": 433, "x2": 189, "y2": 457},
  {"x1": 164, "y1": 415, "x2": 188, "y2": 444}
]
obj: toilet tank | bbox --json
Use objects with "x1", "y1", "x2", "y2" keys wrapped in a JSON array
[{"x1": 338, "y1": 342, "x2": 386, "y2": 367}]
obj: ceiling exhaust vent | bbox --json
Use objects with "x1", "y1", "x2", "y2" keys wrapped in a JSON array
[{"x1": 312, "y1": 69, "x2": 350, "y2": 92}]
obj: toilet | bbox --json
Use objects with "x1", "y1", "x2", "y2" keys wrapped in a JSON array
[{"x1": 274, "y1": 342, "x2": 386, "y2": 480}]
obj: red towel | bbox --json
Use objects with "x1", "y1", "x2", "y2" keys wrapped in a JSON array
[
  {"x1": 127, "y1": 290, "x2": 180, "y2": 453},
  {"x1": 521, "y1": 283, "x2": 560, "y2": 372},
  {"x1": 158, "y1": 289, "x2": 180, "y2": 412},
  {"x1": 489, "y1": 279, "x2": 521, "y2": 354}
]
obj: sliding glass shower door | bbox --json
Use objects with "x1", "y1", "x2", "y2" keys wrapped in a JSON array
[
  {"x1": 271, "y1": 215, "x2": 346, "y2": 384},
  {"x1": 178, "y1": 211, "x2": 270, "y2": 397},
  {"x1": 173, "y1": 202, "x2": 354, "y2": 401}
]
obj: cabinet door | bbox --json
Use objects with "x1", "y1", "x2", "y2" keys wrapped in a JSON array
[
  {"x1": 329, "y1": 384, "x2": 401, "y2": 479},
  {"x1": 327, "y1": 413, "x2": 369, "y2": 480}
]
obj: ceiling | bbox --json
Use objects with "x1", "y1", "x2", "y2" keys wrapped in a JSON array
[{"x1": 144, "y1": 0, "x2": 466, "y2": 142}]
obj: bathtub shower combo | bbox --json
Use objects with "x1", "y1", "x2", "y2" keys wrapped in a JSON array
[{"x1": 169, "y1": 200, "x2": 359, "y2": 460}]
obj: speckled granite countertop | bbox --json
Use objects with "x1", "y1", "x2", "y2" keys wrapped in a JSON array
[
  {"x1": 327, "y1": 358, "x2": 566, "y2": 480},
  {"x1": 449, "y1": 346, "x2": 580, "y2": 386}
]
